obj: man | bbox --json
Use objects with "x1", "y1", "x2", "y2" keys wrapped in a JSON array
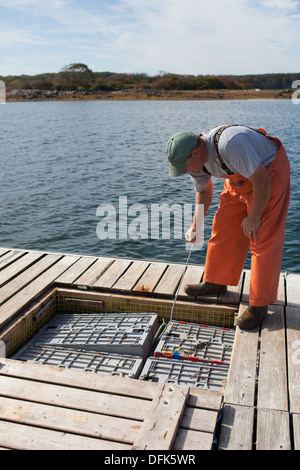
[{"x1": 166, "y1": 125, "x2": 290, "y2": 329}]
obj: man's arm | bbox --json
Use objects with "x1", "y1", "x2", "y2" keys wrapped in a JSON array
[
  {"x1": 186, "y1": 179, "x2": 213, "y2": 243},
  {"x1": 241, "y1": 163, "x2": 271, "y2": 241}
]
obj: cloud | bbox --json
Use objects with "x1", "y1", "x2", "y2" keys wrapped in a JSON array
[{"x1": 0, "y1": 0, "x2": 299, "y2": 75}]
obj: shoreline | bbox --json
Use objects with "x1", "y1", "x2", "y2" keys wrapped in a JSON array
[{"x1": 6, "y1": 88, "x2": 293, "y2": 102}]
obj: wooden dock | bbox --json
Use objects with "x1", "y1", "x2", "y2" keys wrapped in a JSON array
[{"x1": 0, "y1": 246, "x2": 299, "y2": 451}]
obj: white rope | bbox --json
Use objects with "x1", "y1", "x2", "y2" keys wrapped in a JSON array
[{"x1": 169, "y1": 244, "x2": 194, "y2": 323}]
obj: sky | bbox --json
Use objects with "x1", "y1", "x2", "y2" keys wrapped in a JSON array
[{"x1": 0, "y1": 0, "x2": 300, "y2": 77}]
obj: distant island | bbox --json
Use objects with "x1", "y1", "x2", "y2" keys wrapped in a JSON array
[{"x1": 2, "y1": 63, "x2": 299, "y2": 102}]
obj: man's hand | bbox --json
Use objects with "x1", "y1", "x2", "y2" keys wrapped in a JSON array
[
  {"x1": 185, "y1": 225, "x2": 197, "y2": 243},
  {"x1": 241, "y1": 163, "x2": 271, "y2": 242},
  {"x1": 241, "y1": 213, "x2": 262, "y2": 241}
]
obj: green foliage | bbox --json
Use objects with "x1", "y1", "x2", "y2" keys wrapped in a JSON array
[{"x1": 1, "y1": 64, "x2": 299, "y2": 92}]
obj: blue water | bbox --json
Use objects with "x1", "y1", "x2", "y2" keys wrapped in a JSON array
[{"x1": 0, "y1": 99, "x2": 299, "y2": 273}]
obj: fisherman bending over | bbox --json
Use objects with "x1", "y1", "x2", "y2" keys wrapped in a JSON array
[{"x1": 166, "y1": 125, "x2": 290, "y2": 329}]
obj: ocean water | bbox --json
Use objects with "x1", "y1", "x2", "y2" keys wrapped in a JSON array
[{"x1": 0, "y1": 99, "x2": 299, "y2": 273}]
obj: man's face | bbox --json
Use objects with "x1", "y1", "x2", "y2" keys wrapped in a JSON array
[{"x1": 184, "y1": 147, "x2": 203, "y2": 174}]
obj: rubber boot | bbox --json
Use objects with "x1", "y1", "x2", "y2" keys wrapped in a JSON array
[
  {"x1": 184, "y1": 281, "x2": 227, "y2": 296},
  {"x1": 235, "y1": 305, "x2": 268, "y2": 330}
]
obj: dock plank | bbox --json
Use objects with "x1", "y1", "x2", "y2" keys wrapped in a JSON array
[
  {"x1": 293, "y1": 414, "x2": 300, "y2": 450},
  {"x1": 0, "y1": 396, "x2": 140, "y2": 444},
  {"x1": 0, "y1": 374, "x2": 149, "y2": 421},
  {"x1": 0, "y1": 251, "x2": 44, "y2": 287},
  {"x1": 75, "y1": 257, "x2": 114, "y2": 286},
  {"x1": 0, "y1": 358, "x2": 158, "y2": 400},
  {"x1": 173, "y1": 428, "x2": 213, "y2": 451},
  {"x1": 0, "y1": 359, "x2": 221, "y2": 451},
  {"x1": 93, "y1": 259, "x2": 132, "y2": 289},
  {"x1": 224, "y1": 304, "x2": 259, "y2": 407},
  {"x1": 0, "y1": 250, "x2": 25, "y2": 271},
  {"x1": 257, "y1": 305, "x2": 288, "y2": 411},
  {"x1": 0, "y1": 255, "x2": 79, "y2": 329},
  {"x1": 0, "y1": 248, "x2": 10, "y2": 257},
  {"x1": 112, "y1": 260, "x2": 150, "y2": 292},
  {"x1": 55, "y1": 256, "x2": 97, "y2": 284},
  {"x1": 132, "y1": 383, "x2": 189, "y2": 450},
  {"x1": 0, "y1": 254, "x2": 61, "y2": 306},
  {"x1": 286, "y1": 306, "x2": 300, "y2": 414},
  {"x1": 154, "y1": 264, "x2": 186, "y2": 297},
  {"x1": 219, "y1": 404, "x2": 254, "y2": 450},
  {"x1": 256, "y1": 409, "x2": 290, "y2": 450},
  {"x1": 177, "y1": 264, "x2": 204, "y2": 297},
  {"x1": 286, "y1": 273, "x2": 300, "y2": 306},
  {"x1": 133, "y1": 261, "x2": 167, "y2": 294},
  {"x1": 0, "y1": 420, "x2": 131, "y2": 450},
  {"x1": 180, "y1": 407, "x2": 218, "y2": 434}
]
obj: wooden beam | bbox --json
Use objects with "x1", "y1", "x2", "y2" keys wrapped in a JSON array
[
  {"x1": 224, "y1": 304, "x2": 259, "y2": 407},
  {"x1": 132, "y1": 383, "x2": 189, "y2": 450},
  {"x1": 257, "y1": 305, "x2": 288, "y2": 411}
]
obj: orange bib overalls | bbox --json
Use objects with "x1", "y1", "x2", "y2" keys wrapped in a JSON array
[{"x1": 203, "y1": 129, "x2": 290, "y2": 307}]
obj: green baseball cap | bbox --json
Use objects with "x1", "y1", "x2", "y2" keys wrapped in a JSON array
[{"x1": 166, "y1": 132, "x2": 197, "y2": 177}]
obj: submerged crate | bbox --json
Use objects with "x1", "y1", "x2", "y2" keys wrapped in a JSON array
[
  {"x1": 140, "y1": 356, "x2": 229, "y2": 392},
  {"x1": 13, "y1": 344, "x2": 143, "y2": 378},
  {"x1": 154, "y1": 321, "x2": 235, "y2": 365},
  {"x1": 26, "y1": 313, "x2": 158, "y2": 359}
]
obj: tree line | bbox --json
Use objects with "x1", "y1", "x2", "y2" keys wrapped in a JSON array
[{"x1": 1, "y1": 63, "x2": 299, "y2": 92}]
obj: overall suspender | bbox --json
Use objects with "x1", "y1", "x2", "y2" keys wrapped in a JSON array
[{"x1": 204, "y1": 124, "x2": 266, "y2": 176}]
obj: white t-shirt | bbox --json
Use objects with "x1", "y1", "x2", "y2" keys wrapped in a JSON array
[{"x1": 189, "y1": 125, "x2": 280, "y2": 192}]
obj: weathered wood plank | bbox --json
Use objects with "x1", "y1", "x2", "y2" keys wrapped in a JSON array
[
  {"x1": 132, "y1": 383, "x2": 189, "y2": 450},
  {"x1": 0, "y1": 420, "x2": 131, "y2": 450},
  {"x1": 256, "y1": 409, "x2": 290, "y2": 450},
  {"x1": 286, "y1": 306, "x2": 300, "y2": 414},
  {"x1": 187, "y1": 389, "x2": 223, "y2": 411},
  {"x1": 173, "y1": 428, "x2": 213, "y2": 451},
  {"x1": 0, "y1": 254, "x2": 61, "y2": 306},
  {"x1": 219, "y1": 404, "x2": 254, "y2": 450},
  {"x1": 0, "y1": 251, "x2": 44, "y2": 288},
  {"x1": 55, "y1": 256, "x2": 97, "y2": 284},
  {"x1": 74, "y1": 257, "x2": 114, "y2": 286},
  {"x1": 0, "y1": 374, "x2": 149, "y2": 421},
  {"x1": 0, "y1": 358, "x2": 158, "y2": 400},
  {"x1": 92, "y1": 259, "x2": 132, "y2": 289},
  {"x1": 133, "y1": 262, "x2": 167, "y2": 294},
  {"x1": 0, "y1": 250, "x2": 25, "y2": 271},
  {"x1": 286, "y1": 273, "x2": 300, "y2": 306},
  {"x1": 0, "y1": 248, "x2": 10, "y2": 258},
  {"x1": 0, "y1": 255, "x2": 79, "y2": 329},
  {"x1": 154, "y1": 264, "x2": 186, "y2": 297},
  {"x1": 177, "y1": 264, "x2": 204, "y2": 297},
  {"x1": 0, "y1": 396, "x2": 140, "y2": 444},
  {"x1": 180, "y1": 407, "x2": 218, "y2": 434},
  {"x1": 293, "y1": 413, "x2": 300, "y2": 450},
  {"x1": 112, "y1": 260, "x2": 150, "y2": 292},
  {"x1": 257, "y1": 305, "x2": 288, "y2": 411},
  {"x1": 224, "y1": 304, "x2": 259, "y2": 407}
]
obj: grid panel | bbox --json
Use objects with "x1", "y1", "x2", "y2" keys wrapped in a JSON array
[
  {"x1": 140, "y1": 356, "x2": 229, "y2": 392},
  {"x1": 154, "y1": 321, "x2": 235, "y2": 365},
  {"x1": 13, "y1": 344, "x2": 143, "y2": 378}
]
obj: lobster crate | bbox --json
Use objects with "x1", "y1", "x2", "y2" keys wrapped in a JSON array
[
  {"x1": 140, "y1": 356, "x2": 229, "y2": 392},
  {"x1": 25, "y1": 313, "x2": 158, "y2": 359},
  {"x1": 13, "y1": 344, "x2": 143, "y2": 378},
  {"x1": 154, "y1": 320, "x2": 235, "y2": 365}
]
